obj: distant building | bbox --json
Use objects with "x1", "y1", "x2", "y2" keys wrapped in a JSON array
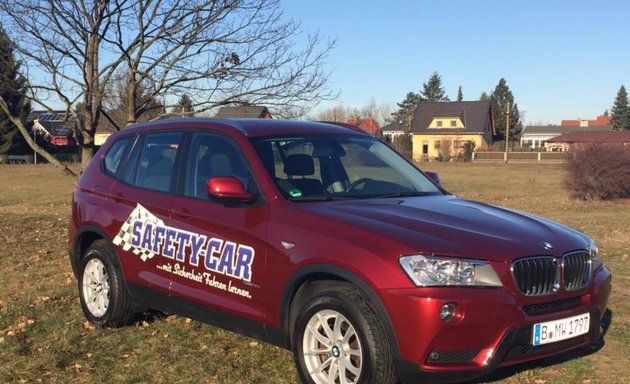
[
  {"x1": 215, "y1": 106, "x2": 272, "y2": 119},
  {"x1": 561, "y1": 114, "x2": 611, "y2": 127},
  {"x1": 27, "y1": 110, "x2": 76, "y2": 147},
  {"x1": 546, "y1": 130, "x2": 630, "y2": 152},
  {"x1": 94, "y1": 125, "x2": 119, "y2": 146},
  {"x1": 520, "y1": 125, "x2": 612, "y2": 150},
  {"x1": 380, "y1": 120, "x2": 406, "y2": 138},
  {"x1": 346, "y1": 118, "x2": 380, "y2": 136},
  {"x1": 411, "y1": 101, "x2": 494, "y2": 161}
]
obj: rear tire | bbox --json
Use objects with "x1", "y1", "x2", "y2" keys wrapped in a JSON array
[
  {"x1": 292, "y1": 282, "x2": 397, "y2": 384},
  {"x1": 78, "y1": 240, "x2": 134, "y2": 327}
]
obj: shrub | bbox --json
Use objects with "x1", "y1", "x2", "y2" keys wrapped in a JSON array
[
  {"x1": 390, "y1": 133, "x2": 412, "y2": 160},
  {"x1": 565, "y1": 144, "x2": 630, "y2": 200},
  {"x1": 463, "y1": 141, "x2": 476, "y2": 162}
]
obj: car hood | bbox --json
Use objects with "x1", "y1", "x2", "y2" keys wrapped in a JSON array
[{"x1": 298, "y1": 195, "x2": 590, "y2": 262}]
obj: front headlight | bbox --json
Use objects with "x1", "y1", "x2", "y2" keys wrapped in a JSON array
[
  {"x1": 589, "y1": 240, "x2": 603, "y2": 272},
  {"x1": 399, "y1": 255, "x2": 503, "y2": 287}
]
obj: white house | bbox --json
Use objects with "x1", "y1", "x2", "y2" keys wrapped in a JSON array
[{"x1": 519, "y1": 125, "x2": 612, "y2": 151}]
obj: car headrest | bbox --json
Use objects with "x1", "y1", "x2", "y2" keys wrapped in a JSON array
[
  {"x1": 148, "y1": 157, "x2": 173, "y2": 175},
  {"x1": 210, "y1": 153, "x2": 232, "y2": 176},
  {"x1": 284, "y1": 154, "x2": 315, "y2": 176}
]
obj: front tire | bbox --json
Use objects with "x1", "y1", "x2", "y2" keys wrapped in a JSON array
[
  {"x1": 78, "y1": 240, "x2": 134, "y2": 327},
  {"x1": 292, "y1": 283, "x2": 396, "y2": 384}
]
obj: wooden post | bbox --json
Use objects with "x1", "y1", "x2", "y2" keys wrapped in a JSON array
[{"x1": 504, "y1": 101, "x2": 510, "y2": 164}]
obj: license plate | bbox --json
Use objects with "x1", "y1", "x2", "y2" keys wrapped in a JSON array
[{"x1": 532, "y1": 313, "x2": 590, "y2": 346}]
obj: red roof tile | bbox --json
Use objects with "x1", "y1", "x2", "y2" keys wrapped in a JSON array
[
  {"x1": 346, "y1": 118, "x2": 381, "y2": 135},
  {"x1": 560, "y1": 115, "x2": 611, "y2": 127}
]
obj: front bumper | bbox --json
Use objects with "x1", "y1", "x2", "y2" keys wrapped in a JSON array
[{"x1": 381, "y1": 265, "x2": 612, "y2": 384}]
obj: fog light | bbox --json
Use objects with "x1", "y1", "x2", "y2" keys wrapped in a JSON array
[{"x1": 439, "y1": 303, "x2": 456, "y2": 322}]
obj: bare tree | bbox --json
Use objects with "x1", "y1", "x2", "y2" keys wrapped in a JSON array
[
  {"x1": 314, "y1": 104, "x2": 352, "y2": 122},
  {"x1": 0, "y1": 0, "x2": 335, "y2": 169},
  {"x1": 314, "y1": 100, "x2": 394, "y2": 126},
  {"x1": 438, "y1": 139, "x2": 452, "y2": 161},
  {"x1": 359, "y1": 98, "x2": 394, "y2": 126},
  {"x1": 101, "y1": 69, "x2": 166, "y2": 130}
]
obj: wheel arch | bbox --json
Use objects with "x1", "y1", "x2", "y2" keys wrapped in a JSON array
[
  {"x1": 71, "y1": 226, "x2": 115, "y2": 278},
  {"x1": 280, "y1": 263, "x2": 401, "y2": 359}
]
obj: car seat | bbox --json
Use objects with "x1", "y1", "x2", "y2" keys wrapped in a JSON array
[{"x1": 283, "y1": 154, "x2": 324, "y2": 196}]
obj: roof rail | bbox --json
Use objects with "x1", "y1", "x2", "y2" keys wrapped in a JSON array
[{"x1": 317, "y1": 121, "x2": 367, "y2": 134}]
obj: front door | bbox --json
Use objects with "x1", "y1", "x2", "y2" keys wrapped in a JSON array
[{"x1": 168, "y1": 131, "x2": 270, "y2": 323}]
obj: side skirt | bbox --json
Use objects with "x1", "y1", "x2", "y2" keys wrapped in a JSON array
[{"x1": 127, "y1": 283, "x2": 289, "y2": 349}]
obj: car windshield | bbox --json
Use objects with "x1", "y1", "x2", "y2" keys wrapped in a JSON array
[{"x1": 250, "y1": 134, "x2": 443, "y2": 201}]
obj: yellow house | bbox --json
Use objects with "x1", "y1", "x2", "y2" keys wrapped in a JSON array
[{"x1": 411, "y1": 101, "x2": 494, "y2": 161}]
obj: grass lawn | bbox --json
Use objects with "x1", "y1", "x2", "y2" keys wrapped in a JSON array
[{"x1": 0, "y1": 163, "x2": 628, "y2": 384}]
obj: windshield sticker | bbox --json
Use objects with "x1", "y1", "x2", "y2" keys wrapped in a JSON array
[
  {"x1": 113, "y1": 204, "x2": 255, "y2": 286},
  {"x1": 288, "y1": 188, "x2": 303, "y2": 197}
]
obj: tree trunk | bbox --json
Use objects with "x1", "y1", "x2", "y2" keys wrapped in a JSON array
[
  {"x1": 127, "y1": 76, "x2": 138, "y2": 126},
  {"x1": 81, "y1": 146, "x2": 94, "y2": 169}
]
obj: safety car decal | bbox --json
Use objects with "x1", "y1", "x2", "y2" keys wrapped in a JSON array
[{"x1": 113, "y1": 204, "x2": 255, "y2": 285}]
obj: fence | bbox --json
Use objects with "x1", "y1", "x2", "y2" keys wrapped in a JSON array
[
  {"x1": 0, "y1": 152, "x2": 80, "y2": 164},
  {"x1": 472, "y1": 151, "x2": 567, "y2": 163}
]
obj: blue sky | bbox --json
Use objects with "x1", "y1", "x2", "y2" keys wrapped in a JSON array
[{"x1": 283, "y1": 0, "x2": 630, "y2": 124}]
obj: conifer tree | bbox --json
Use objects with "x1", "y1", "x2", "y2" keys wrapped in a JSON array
[
  {"x1": 421, "y1": 72, "x2": 449, "y2": 102},
  {"x1": 0, "y1": 26, "x2": 30, "y2": 155},
  {"x1": 610, "y1": 85, "x2": 630, "y2": 130},
  {"x1": 456, "y1": 86, "x2": 463, "y2": 102},
  {"x1": 392, "y1": 91, "x2": 422, "y2": 132},
  {"x1": 175, "y1": 95, "x2": 194, "y2": 115},
  {"x1": 490, "y1": 78, "x2": 522, "y2": 141}
]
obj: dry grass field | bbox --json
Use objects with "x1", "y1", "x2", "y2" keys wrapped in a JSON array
[{"x1": 0, "y1": 163, "x2": 628, "y2": 384}]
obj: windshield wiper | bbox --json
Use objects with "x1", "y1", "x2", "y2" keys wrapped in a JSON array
[
  {"x1": 288, "y1": 194, "x2": 356, "y2": 202},
  {"x1": 361, "y1": 191, "x2": 433, "y2": 199},
  {"x1": 288, "y1": 192, "x2": 433, "y2": 201}
]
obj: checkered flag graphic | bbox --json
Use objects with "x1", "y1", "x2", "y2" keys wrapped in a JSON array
[{"x1": 113, "y1": 203, "x2": 165, "y2": 262}]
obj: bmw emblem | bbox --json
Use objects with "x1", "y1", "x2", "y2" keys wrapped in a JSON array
[
  {"x1": 542, "y1": 242, "x2": 554, "y2": 250},
  {"x1": 331, "y1": 346, "x2": 340, "y2": 358}
]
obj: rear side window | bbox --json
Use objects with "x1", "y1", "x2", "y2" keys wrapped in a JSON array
[
  {"x1": 124, "y1": 132, "x2": 182, "y2": 193},
  {"x1": 103, "y1": 136, "x2": 133, "y2": 176}
]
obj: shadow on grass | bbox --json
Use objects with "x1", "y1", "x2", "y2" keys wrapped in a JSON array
[
  {"x1": 465, "y1": 309, "x2": 612, "y2": 384},
  {"x1": 131, "y1": 309, "x2": 169, "y2": 325}
]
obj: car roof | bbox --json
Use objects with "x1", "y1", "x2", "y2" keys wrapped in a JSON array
[{"x1": 116, "y1": 118, "x2": 370, "y2": 138}]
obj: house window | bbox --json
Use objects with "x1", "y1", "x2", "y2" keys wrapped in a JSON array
[
  {"x1": 450, "y1": 120, "x2": 457, "y2": 127},
  {"x1": 436, "y1": 121, "x2": 443, "y2": 127}
]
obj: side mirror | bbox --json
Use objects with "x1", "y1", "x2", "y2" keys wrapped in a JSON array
[
  {"x1": 207, "y1": 177, "x2": 256, "y2": 204},
  {"x1": 424, "y1": 171, "x2": 441, "y2": 186}
]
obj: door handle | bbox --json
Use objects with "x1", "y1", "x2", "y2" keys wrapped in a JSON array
[
  {"x1": 112, "y1": 192, "x2": 123, "y2": 203},
  {"x1": 172, "y1": 208, "x2": 191, "y2": 219}
]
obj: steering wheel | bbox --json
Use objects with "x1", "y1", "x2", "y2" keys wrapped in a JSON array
[{"x1": 345, "y1": 178, "x2": 373, "y2": 192}]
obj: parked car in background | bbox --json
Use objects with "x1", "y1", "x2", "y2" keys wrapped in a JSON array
[{"x1": 69, "y1": 118, "x2": 611, "y2": 384}]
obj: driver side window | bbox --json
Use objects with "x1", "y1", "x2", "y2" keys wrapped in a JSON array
[{"x1": 184, "y1": 132, "x2": 255, "y2": 200}]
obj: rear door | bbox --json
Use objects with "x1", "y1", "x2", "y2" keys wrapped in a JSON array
[
  {"x1": 108, "y1": 131, "x2": 183, "y2": 295},
  {"x1": 168, "y1": 131, "x2": 270, "y2": 322}
]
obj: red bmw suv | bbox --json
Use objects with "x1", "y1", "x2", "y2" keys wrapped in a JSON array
[{"x1": 69, "y1": 118, "x2": 611, "y2": 384}]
